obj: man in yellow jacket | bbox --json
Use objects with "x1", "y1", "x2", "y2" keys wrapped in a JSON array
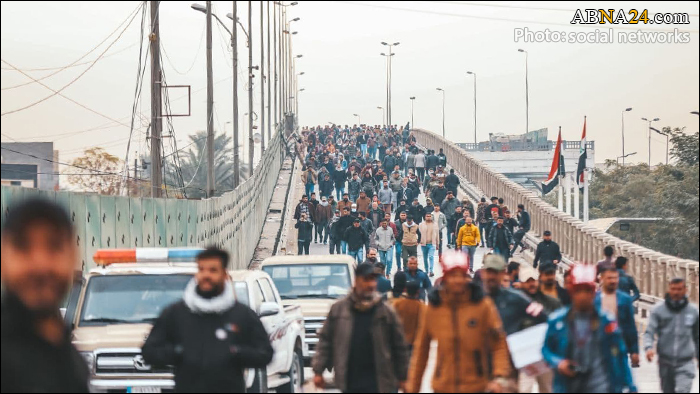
[{"x1": 456, "y1": 217, "x2": 480, "y2": 273}]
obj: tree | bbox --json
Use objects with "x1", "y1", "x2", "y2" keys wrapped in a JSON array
[
  {"x1": 663, "y1": 127, "x2": 699, "y2": 166},
  {"x1": 165, "y1": 131, "x2": 250, "y2": 199},
  {"x1": 65, "y1": 148, "x2": 127, "y2": 195}
]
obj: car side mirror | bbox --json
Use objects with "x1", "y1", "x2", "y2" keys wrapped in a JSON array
[{"x1": 258, "y1": 302, "x2": 281, "y2": 318}]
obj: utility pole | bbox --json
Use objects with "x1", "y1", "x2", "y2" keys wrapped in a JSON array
[
  {"x1": 260, "y1": 1, "x2": 266, "y2": 152},
  {"x1": 232, "y1": 1, "x2": 240, "y2": 188},
  {"x1": 266, "y1": 1, "x2": 271, "y2": 142},
  {"x1": 273, "y1": 2, "x2": 277, "y2": 135},
  {"x1": 205, "y1": 1, "x2": 215, "y2": 197},
  {"x1": 150, "y1": 1, "x2": 163, "y2": 198},
  {"x1": 248, "y1": 1, "x2": 254, "y2": 173}
]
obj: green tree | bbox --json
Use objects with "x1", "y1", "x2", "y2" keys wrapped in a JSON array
[
  {"x1": 166, "y1": 131, "x2": 250, "y2": 199},
  {"x1": 662, "y1": 127, "x2": 698, "y2": 166}
]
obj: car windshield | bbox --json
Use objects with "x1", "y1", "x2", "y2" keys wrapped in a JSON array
[
  {"x1": 79, "y1": 275, "x2": 252, "y2": 326},
  {"x1": 263, "y1": 264, "x2": 351, "y2": 299}
]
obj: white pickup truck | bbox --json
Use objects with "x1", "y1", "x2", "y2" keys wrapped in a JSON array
[{"x1": 65, "y1": 248, "x2": 307, "y2": 393}]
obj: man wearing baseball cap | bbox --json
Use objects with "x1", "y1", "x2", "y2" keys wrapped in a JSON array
[
  {"x1": 533, "y1": 230, "x2": 562, "y2": 269},
  {"x1": 481, "y1": 254, "x2": 547, "y2": 336},
  {"x1": 407, "y1": 251, "x2": 511, "y2": 393},
  {"x1": 313, "y1": 263, "x2": 409, "y2": 393},
  {"x1": 542, "y1": 265, "x2": 637, "y2": 393}
]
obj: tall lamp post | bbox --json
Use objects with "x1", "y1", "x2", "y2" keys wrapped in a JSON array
[
  {"x1": 353, "y1": 113, "x2": 361, "y2": 124},
  {"x1": 409, "y1": 96, "x2": 415, "y2": 128},
  {"x1": 641, "y1": 117, "x2": 659, "y2": 168},
  {"x1": 517, "y1": 49, "x2": 529, "y2": 134},
  {"x1": 377, "y1": 106, "x2": 385, "y2": 125},
  {"x1": 296, "y1": 87, "x2": 304, "y2": 120},
  {"x1": 617, "y1": 152, "x2": 637, "y2": 165},
  {"x1": 380, "y1": 41, "x2": 400, "y2": 126},
  {"x1": 621, "y1": 107, "x2": 632, "y2": 166},
  {"x1": 650, "y1": 127, "x2": 669, "y2": 165},
  {"x1": 466, "y1": 71, "x2": 477, "y2": 144},
  {"x1": 436, "y1": 87, "x2": 445, "y2": 138}
]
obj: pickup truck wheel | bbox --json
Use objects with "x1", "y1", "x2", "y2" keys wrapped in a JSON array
[
  {"x1": 277, "y1": 350, "x2": 303, "y2": 393},
  {"x1": 248, "y1": 367, "x2": 268, "y2": 393}
]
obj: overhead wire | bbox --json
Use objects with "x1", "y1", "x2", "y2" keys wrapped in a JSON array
[
  {"x1": 1, "y1": 2, "x2": 143, "y2": 90},
  {"x1": 1, "y1": 2, "x2": 144, "y2": 117},
  {"x1": 161, "y1": 23, "x2": 206, "y2": 75},
  {"x1": 0, "y1": 44, "x2": 138, "y2": 72}
]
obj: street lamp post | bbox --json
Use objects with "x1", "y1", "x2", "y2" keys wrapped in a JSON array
[
  {"x1": 466, "y1": 71, "x2": 477, "y2": 144},
  {"x1": 381, "y1": 41, "x2": 400, "y2": 126},
  {"x1": 621, "y1": 107, "x2": 632, "y2": 166},
  {"x1": 641, "y1": 117, "x2": 660, "y2": 168},
  {"x1": 296, "y1": 88, "x2": 304, "y2": 120},
  {"x1": 651, "y1": 127, "x2": 669, "y2": 165},
  {"x1": 517, "y1": 49, "x2": 529, "y2": 134},
  {"x1": 377, "y1": 106, "x2": 385, "y2": 125},
  {"x1": 617, "y1": 151, "x2": 637, "y2": 165},
  {"x1": 353, "y1": 113, "x2": 361, "y2": 124},
  {"x1": 409, "y1": 97, "x2": 415, "y2": 129},
  {"x1": 436, "y1": 88, "x2": 445, "y2": 138}
]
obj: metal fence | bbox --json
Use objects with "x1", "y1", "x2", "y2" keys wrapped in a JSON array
[
  {"x1": 1, "y1": 132, "x2": 286, "y2": 273},
  {"x1": 414, "y1": 128, "x2": 699, "y2": 303}
]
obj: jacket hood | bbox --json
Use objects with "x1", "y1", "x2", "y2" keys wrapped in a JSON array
[
  {"x1": 183, "y1": 278, "x2": 236, "y2": 315},
  {"x1": 428, "y1": 282, "x2": 484, "y2": 306}
]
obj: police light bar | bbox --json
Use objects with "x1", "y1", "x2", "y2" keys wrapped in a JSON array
[{"x1": 93, "y1": 248, "x2": 204, "y2": 266}]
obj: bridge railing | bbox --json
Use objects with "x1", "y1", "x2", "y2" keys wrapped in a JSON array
[
  {"x1": 414, "y1": 128, "x2": 699, "y2": 303},
  {"x1": 1, "y1": 132, "x2": 287, "y2": 273}
]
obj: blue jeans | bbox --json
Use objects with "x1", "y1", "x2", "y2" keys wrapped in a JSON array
[
  {"x1": 335, "y1": 187, "x2": 345, "y2": 200},
  {"x1": 361, "y1": 144, "x2": 367, "y2": 156},
  {"x1": 421, "y1": 244, "x2": 435, "y2": 273},
  {"x1": 348, "y1": 249, "x2": 363, "y2": 263},
  {"x1": 379, "y1": 249, "x2": 393, "y2": 275},
  {"x1": 394, "y1": 244, "x2": 403, "y2": 270},
  {"x1": 462, "y1": 246, "x2": 477, "y2": 271},
  {"x1": 341, "y1": 241, "x2": 348, "y2": 254},
  {"x1": 305, "y1": 183, "x2": 315, "y2": 198}
]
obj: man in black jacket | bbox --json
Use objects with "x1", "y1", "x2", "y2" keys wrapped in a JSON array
[
  {"x1": 1, "y1": 199, "x2": 90, "y2": 393},
  {"x1": 344, "y1": 219, "x2": 369, "y2": 263},
  {"x1": 511, "y1": 204, "x2": 531, "y2": 255},
  {"x1": 143, "y1": 248, "x2": 273, "y2": 393},
  {"x1": 430, "y1": 181, "x2": 448, "y2": 206},
  {"x1": 532, "y1": 230, "x2": 562, "y2": 269},
  {"x1": 335, "y1": 208, "x2": 356, "y2": 254},
  {"x1": 444, "y1": 169, "x2": 460, "y2": 197}
]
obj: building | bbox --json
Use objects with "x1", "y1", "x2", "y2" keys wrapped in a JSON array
[
  {"x1": 456, "y1": 128, "x2": 595, "y2": 193},
  {"x1": 1, "y1": 142, "x2": 59, "y2": 190}
]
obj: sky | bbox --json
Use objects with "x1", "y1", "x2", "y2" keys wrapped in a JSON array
[{"x1": 1, "y1": 1, "x2": 699, "y2": 172}]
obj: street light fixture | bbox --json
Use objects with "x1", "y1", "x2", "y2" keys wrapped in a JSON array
[
  {"x1": 381, "y1": 41, "x2": 400, "y2": 126},
  {"x1": 377, "y1": 106, "x2": 385, "y2": 125},
  {"x1": 466, "y1": 71, "x2": 477, "y2": 144},
  {"x1": 650, "y1": 127, "x2": 669, "y2": 165},
  {"x1": 617, "y1": 151, "x2": 637, "y2": 165},
  {"x1": 621, "y1": 107, "x2": 633, "y2": 166},
  {"x1": 641, "y1": 117, "x2": 660, "y2": 168},
  {"x1": 517, "y1": 49, "x2": 529, "y2": 134},
  {"x1": 353, "y1": 113, "x2": 361, "y2": 124},
  {"x1": 409, "y1": 97, "x2": 416, "y2": 128},
  {"x1": 436, "y1": 88, "x2": 445, "y2": 138},
  {"x1": 225, "y1": 12, "x2": 250, "y2": 47}
]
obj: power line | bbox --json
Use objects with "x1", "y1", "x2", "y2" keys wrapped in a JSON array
[
  {"x1": 161, "y1": 24, "x2": 206, "y2": 75},
  {"x1": 0, "y1": 44, "x2": 137, "y2": 72},
  {"x1": 1, "y1": 2, "x2": 144, "y2": 117},
  {"x1": 336, "y1": 2, "x2": 699, "y2": 33},
  {"x1": 1, "y1": 3, "x2": 143, "y2": 90}
]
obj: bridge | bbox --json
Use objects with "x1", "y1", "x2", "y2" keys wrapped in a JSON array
[{"x1": 1, "y1": 125, "x2": 698, "y2": 393}]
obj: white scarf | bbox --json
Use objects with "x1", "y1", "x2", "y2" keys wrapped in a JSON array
[{"x1": 183, "y1": 278, "x2": 236, "y2": 315}]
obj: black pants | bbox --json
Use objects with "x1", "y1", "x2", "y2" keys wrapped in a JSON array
[
  {"x1": 317, "y1": 222, "x2": 329, "y2": 243},
  {"x1": 329, "y1": 237, "x2": 341, "y2": 254},
  {"x1": 298, "y1": 240, "x2": 310, "y2": 255},
  {"x1": 417, "y1": 167, "x2": 425, "y2": 180},
  {"x1": 512, "y1": 229, "x2": 527, "y2": 253}
]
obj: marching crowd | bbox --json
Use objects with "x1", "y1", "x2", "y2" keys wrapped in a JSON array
[{"x1": 0, "y1": 124, "x2": 697, "y2": 394}]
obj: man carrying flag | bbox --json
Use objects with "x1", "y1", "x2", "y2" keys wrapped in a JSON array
[
  {"x1": 542, "y1": 127, "x2": 565, "y2": 195},
  {"x1": 577, "y1": 117, "x2": 587, "y2": 189}
]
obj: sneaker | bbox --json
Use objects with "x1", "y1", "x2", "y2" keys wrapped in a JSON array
[
  {"x1": 314, "y1": 240, "x2": 318, "y2": 244},
  {"x1": 323, "y1": 241, "x2": 328, "y2": 245},
  {"x1": 429, "y1": 272, "x2": 435, "y2": 278},
  {"x1": 447, "y1": 244, "x2": 452, "y2": 249}
]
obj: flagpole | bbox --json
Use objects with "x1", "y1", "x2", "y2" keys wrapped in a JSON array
[
  {"x1": 565, "y1": 172, "x2": 572, "y2": 216},
  {"x1": 574, "y1": 173, "x2": 580, "y2": 219},
  {"x1": 557, "y1": 126, "x2": 564, "y2": 212},
  {"x1": 583, "y1": 169, "x2": 590, "y2": 223}
]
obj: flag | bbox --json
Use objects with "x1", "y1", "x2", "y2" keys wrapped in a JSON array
[
  {"x1": 542, "y1": 128, "x2": 565, "y2": 195},
  {"x1": 576, "y1": 117, "x2": 587, "y2": 188}
]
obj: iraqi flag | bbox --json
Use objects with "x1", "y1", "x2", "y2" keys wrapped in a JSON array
[
  {"x1": 542, "y1": 128, "x2": 565, "y2": 195},
  {"x1": 576, "y1": 117, "x2": 587, "y2": 189}
]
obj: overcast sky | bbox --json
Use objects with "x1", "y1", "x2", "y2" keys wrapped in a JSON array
[{"x1": 2, "y1": 1, "x2": 698, "y2": 169}]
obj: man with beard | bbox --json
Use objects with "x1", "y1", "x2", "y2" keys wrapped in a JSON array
[
  {"x1": 143, "y1": 248, "x2": 273, "y2": 393},
  {"x1": 488, "y1": 217, "x2": 514, "y2": 260},
  {"x1": 313, "y1": 263, "x2": 409, "y2": 393},
  {"x1": 1, "y1": 199, "x2": 90, "y2": 393},
  {"x1": 596, "y1": 266, "x2": 640, "y2": 368},
  {"x1": 644, "y1": 278, "x2": 699, "y2": 393},
  {"x1": 538, "y1": 262, "x2": 572, "y2": 306}
]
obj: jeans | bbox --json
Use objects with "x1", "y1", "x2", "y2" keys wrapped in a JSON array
[
  {"x1": 379, "y1": 249, "x2": 393, "y2": 275},
  {"x1": 462, "y1": 246, "x2": 477, "y2": 271},
  {"x1": 479, "y1": 222, "x2": 489, "y2": 247},
  {"x1": 417, "y1": 167, "x2": 425, "y2": 180},
  {"x1": 361, "y1": 144, "x2": 367, "y2": 156},
  {"x1": 335, "y1": 187, "x2": 345, "y2": 201},
  {"x1": 394, "y1": 243, "x2": 403, "y2": 270},
  {"x1": 329, "y1": 237, "x2": 341, "y2": 254},
  {"x1": 348, "y1": 249, "x2": 363, "y2": 263},
  {"x1": 368, "y1": 147, "x2": 376, "y2": 159},
  {"x1": 438, "y1": 233, "x2": 443, "y2": 257},
  {"x1": 392, "y1": 192, "x2": 398, "y2": 210},
  {"x1": 317, "y1": 222, "x2": 329, "y2": 243},
  {"x1": 298, "y1": 240, "x2": 310, "y2": 255},
  {"x1": 350, "y1": 194, "x2": 359, "y2": 203},
  {"x1": 305, "y1": 183, "x2": 315, "y2": 198},
  {"x1": 341, "y1": 240, "x2": 348, "y2": 254},
  {"x1": 421, "y1": 244, "x2": 435, "y2": 273},
  {"x1": 493, "y1": 247, "x2": 510, "y2": 260}
]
